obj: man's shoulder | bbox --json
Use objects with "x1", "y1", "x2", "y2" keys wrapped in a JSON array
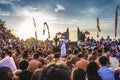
[{"x1": 98, "y1": 67, "x2": 114, "y2": 73}]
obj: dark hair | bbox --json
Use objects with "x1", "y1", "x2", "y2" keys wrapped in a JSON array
[
  {"x1": 0, "y1": 67, "x2": 13, "y2": 80},
  {"x1": 37, "y1": 51, "x2": 44, "y2": 57},
  {"x1": 92, "y1": 52, "x2": 97, "y2": 55},
  {"x1": 72, "y1": 68, "x2": 86, "y2": 80},
  {"x1": 97, "y1": 49, "x2": 102, "y2": 53},
  {"x1": 73, "y1": 49, "x2": 79, "y2": 55},
  {"x1": 77, "y1": 53, "x2": 83, "y2": 58},
  {"x1": 97, "y1": 49, "x2": 102, "y2": 56},
  {"x1": 54, "y1": 52, "x2": 61, "y2": 58},
  {"x1": 31, "y1": 69, "x2": 42, "y2": 80},
  {"x1": 19, "y1": 60, "x2": 29, "y2": 70},
  {"x1": 38, "y1": 64, "x2": 70, "y2": 80},
  {"x1": 99, "y1": 56, "x2": 108, "y2": 66},
  {"x1": 33, "y1": 53, "x2": 39, "y2": 59},
  {"x1": 86, "y1": 61, "x2": 102, "y2": 80},
  {"x1": 7, "y1": 51, "x2": 12, "y2": 57},
  {"x1": 22, "y1": 52, "x2": 28, "y2": 59},
  {"x1": 88, "y1": 49, "x2": 92, "y2": 53}
]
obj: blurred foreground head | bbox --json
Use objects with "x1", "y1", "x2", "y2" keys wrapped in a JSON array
[
  {"x1": 38, "y1": 63, "x2": 70, "y2": 80},
  {"x1": 0, "y1": 67, "x2": 15, "y2": 80},
  {"x1": 71, "y1": 68, "x2": 86, "y2": 80}
]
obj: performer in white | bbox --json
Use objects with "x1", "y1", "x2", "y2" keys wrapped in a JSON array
[{"x1": 60, "y1": 38, "x2": 68, "y2": 57}]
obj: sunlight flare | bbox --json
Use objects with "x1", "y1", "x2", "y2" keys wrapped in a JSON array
[{"x1": 17, "y1": 11, "x2": 56, "y2": 40}]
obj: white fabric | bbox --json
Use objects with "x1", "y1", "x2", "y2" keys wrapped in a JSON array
[
  {"x1": 0, "y1": 56, "x2": 17, "y2": 73},
  {"x1": 61, "y1": 42, "x2": 66, "y2": 57}
]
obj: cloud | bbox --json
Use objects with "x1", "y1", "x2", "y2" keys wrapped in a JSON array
[
  {"x1": 88, "y1": 7, "x2": 98, "y2": 14},
  {"x1": 81, "y1": 7, "x2": 98, "y2": 15},
  {"x1": 54, "y1": 4, "x2": 65, "y2": 12},
  {"x1": 0, "y1": 9, "x2": 10, "y2": 16},
  {"x1": 0, "y1": 0, "x2": 20, "y2": 4},
  {"x1": 0, "y1": 0, "x2": 13, "y2": 4}
]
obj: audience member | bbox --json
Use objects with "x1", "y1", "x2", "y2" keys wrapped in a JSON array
[
  {"x1": 98, "y1": 56, "x2": 115, "y2": 80},
  {"x1": 71, "y1": 68, "x2": 86, "y2": 80},
  {"x1": 86, "y1": 61, "x2": 102, "y2": 80},
  {"x1": 18, "y1": 60, "x2": 32, "y2": 80},
  {"x1": 38, "y1": 63, "x2": 70, "y2": 80}
]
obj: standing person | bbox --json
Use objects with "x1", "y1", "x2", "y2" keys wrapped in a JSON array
[
  {"x1": 61, "y1": 39, "x2": 68, "y2": 57},
  {"x1": 98, "y1": 56, "x2": 115, "y2": 80},
  {"x1": 86, "y1": 61, "x2": 102, "y2": 80}
]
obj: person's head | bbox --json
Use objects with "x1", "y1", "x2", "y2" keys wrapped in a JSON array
[
  {"x1": 31, "y1": 69, "x2": 42, "y2": 80},
  {"x1": 92, "y1": 52, "x2": 98, "y2": 59},
  {"x1": 0, "y1": 67, "x2": 14, "y2": 80},
  {"x1": 19, "y1": 60, "x2": 29, "y2": 70},
  {"x1": 7, "y1": 51, "x2": 12, "y2": 57},
  {"x1": 88, "y1": 49, "x2": 92, "y2": 54},
  {"x1": 54, "y1": 52, "x2": 61, "y2": 59},
  {"x1": 38, "y1": 63, "x2": 70, "y2": 80},
  {"x1": 103, "y1": 47, "x2": 109, "y2": 53},
  {"x1": 99, "y1": 56, "x2": 108, "y2": 66},
  {"x1": 22, "y1": 51, "x2": 28, "y2": 59},
  {"x1": 37, "y1": 51, "x2": 44, "y2": 57},
  {"x1": 86, "y1": 61, "x2": 102, "y2": 80},
  {"x1": 33, "y1": 53, "x2": 39, "y2": 59},
  {"x1": 73, "y1": 49, "x2": 79, "y2": 55},
  {"x1": 77, "y1": 53, "x2": 83, "y2": 60},
  {"x1": 97, "y1": 49, "x2": 102, "y2": 57},
  {"x1": 86, "y1": 61, "x2": 99, "y2": 76},
  {"x1": 71, "y1": 68, "x2": 86, "y2": 80}
]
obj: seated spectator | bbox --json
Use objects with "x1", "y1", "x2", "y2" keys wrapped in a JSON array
[
  {"x1": 52, "y1": 52, "x2": 61, "y2": 63},
  {"x1": 75, "y1": 55, "x2": 89, "y2": 72},
  {"x1": 22, "y1": 50, "x2": 29, "y2": 60},
  {"x1": 71, "y1": 68, "x2": 86, "y2": 80},
  {"x1": 28, "y1": 53, "x2": 42, "y2": 72},
  {"x1": 67, "y1": 54, "x2": 78, "y2": 71},
  {"x1": 97, "y1": 49, "x2": 102, "y2": 57},
  {"x1": 88, "y1": 52, "x2": 98, "y2": 61},
  {"x1": 86, "y1": 61, "x2": 102, "y2": 80},
  {"x1": 18, "y1": 60, "x2": 32, "y2": 80},
  {"x1": 38, "y1": 63, "x2": 70, "y2": 80}
]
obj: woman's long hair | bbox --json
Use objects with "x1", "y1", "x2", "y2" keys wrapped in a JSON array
[{"x1": 86, "y1": 61, "x2": 102, "y2": 80}]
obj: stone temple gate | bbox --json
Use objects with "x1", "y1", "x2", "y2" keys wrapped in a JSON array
[{"x1": 62, "y1": 27, "x2": 86, "y2": 41}]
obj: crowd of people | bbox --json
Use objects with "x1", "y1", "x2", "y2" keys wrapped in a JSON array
[{"x1": 0, "y1": 26, "x2": 120, "y2": 80}]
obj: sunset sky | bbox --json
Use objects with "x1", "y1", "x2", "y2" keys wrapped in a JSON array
[{"x1": 0, "y1": 0, "x2": 120, "y2": 41}]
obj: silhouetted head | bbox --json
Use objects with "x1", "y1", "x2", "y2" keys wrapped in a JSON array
[
  {"x1": 86, "y1": 61, "x2": 102, "y2": 80},
  {"x1": 0, "y1": 67, "x2": 13, "y2": 80},
  {"x1": 99, "y1": 56, "x2": 108, "y2": 66},
  {"x1": 71, "y1": 68, "x2": 86, "y2": 80},
  {"x1": 19, "y1": 60, "x2": 29, "y2": 70},
  {"x1": 86, "y1": 61, "x2": 99, "y2": 75}
]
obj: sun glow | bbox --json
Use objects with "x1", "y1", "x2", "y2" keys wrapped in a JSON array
[{"x1": 16, "y1": 11, "x2": 56, "y2": 40}]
